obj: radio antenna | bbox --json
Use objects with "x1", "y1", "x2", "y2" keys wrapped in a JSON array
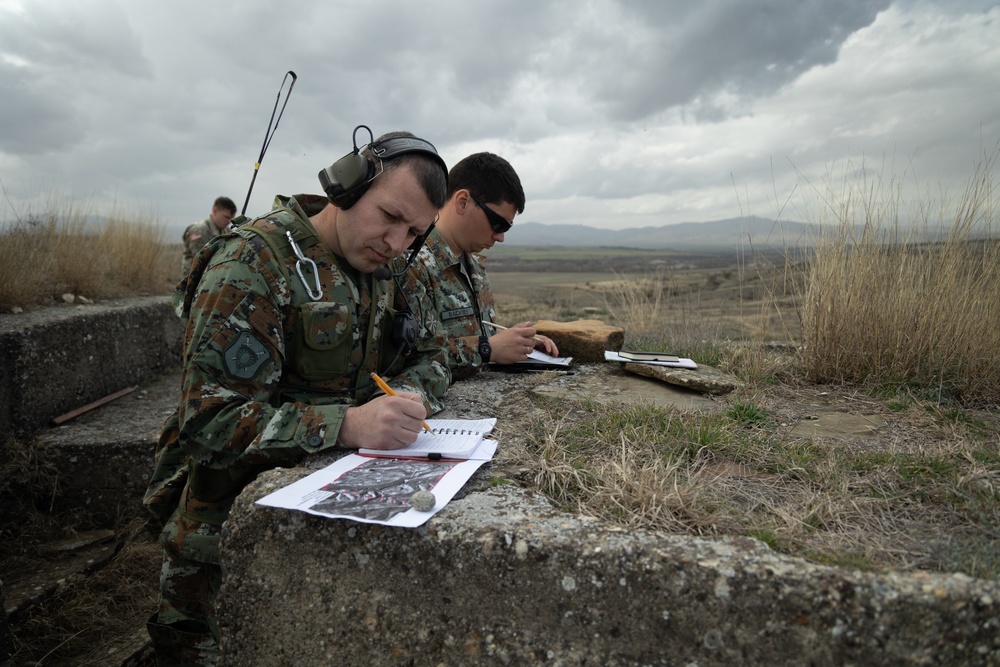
[{"x1": 240, "y1": 70, "x2": 297, "y2": 217}]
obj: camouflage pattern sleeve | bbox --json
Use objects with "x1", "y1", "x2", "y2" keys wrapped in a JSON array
[{"x1": 176, "y1": 233, "x2": 348, "y2": 473}]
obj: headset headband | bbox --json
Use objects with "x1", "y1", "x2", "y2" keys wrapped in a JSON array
[{"x1": 318, "y1": 125, "x2": 446, "y2": 209}]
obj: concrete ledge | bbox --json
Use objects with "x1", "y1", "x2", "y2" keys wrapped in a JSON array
[
  {"x1": 221, "y1": 478, "x2": 999, "y2": 666},
  {"x1": 0, "y1": 297, "x2": 183, "y2": 444}
]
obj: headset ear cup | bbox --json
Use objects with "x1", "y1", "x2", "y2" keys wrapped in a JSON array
[{"x1": 318, "y1": 151, "x2": 375, "y2": 209}]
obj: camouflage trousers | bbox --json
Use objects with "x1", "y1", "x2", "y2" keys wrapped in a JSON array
[{"x1": 147, "y1": 510, "x2": 222, "y2": 666}]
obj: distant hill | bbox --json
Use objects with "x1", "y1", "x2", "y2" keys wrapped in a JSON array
[{"x1": 504, "y1": 216, "x2": 818, "y2": 250}]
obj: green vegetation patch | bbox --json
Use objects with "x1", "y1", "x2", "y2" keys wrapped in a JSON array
[{"x1": 516, "y1": 393, "x2": 999, "y2": 579}]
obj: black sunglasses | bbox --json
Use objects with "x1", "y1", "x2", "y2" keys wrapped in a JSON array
[{"x1": 469, "y1": 193, "x2": 513, "y2": 233}]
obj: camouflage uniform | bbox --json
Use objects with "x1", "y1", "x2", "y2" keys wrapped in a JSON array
[
  {"x1": 180, "y1": 217, "x2": 225, "y2": 273},
  {"x1": 145, "y1": 194, "x2": 450, "y2": 665},
  {"x1": 395, "y1": 226, "x2": 496, "y2": 382}
]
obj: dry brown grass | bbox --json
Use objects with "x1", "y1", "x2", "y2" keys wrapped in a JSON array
[
  {"x1": 511, "y1": 391, "x2": 1000, "y2": 578},
  {"x1": 0, "y1": 198, "x2": 176, "y2": 312},
  {"x1": 9, "y1": 520, "x2": 160, "y2": 666},
  {"x1": 1, "y1": 436, "x2": 159, "y2": 665},
  {"x1": 800, "y1": 149, "x2": 1000, "y2": 404}
]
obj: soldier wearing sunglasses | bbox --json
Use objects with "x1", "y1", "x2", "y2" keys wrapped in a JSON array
[{"x1": 396, "y1": 152, "x2": 558, "y2": 382}]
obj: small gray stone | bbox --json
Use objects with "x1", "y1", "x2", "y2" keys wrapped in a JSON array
[{"x1": 409, "y1": 490, "x2": 436, "y2": 512}]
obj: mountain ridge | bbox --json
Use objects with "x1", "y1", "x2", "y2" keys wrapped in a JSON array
[{"x1": 502, "y1": 216, "x2": 816, "y2": 249}]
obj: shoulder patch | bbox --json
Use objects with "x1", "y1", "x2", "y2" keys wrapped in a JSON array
[{"x1": 224, "y1": 330, "x2": 269, "y2": 379}]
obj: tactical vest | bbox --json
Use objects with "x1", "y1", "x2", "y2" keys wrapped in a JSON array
[{"x1": 246, "y1": 213, "x2": 407, "y2": 391}]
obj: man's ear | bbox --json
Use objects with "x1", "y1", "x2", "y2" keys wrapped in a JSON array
[{"x1": 455, "y1": 189, "x2": 471, "y2": 215}]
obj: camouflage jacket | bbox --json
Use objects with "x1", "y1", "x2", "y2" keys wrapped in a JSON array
[
  {"x1": 180, "y1": 217, "x2": 224, "y2": 273},
  {"x1": 145, "y1": 194, "x2": 451, "y2": 561},
  {"x1": 395, "y1": 227, "x2": 496, "y2": 382}
]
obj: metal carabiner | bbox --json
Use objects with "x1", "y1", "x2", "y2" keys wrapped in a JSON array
[{"x1": 286, "y1": 231, "x2": 322, "y2": 301}]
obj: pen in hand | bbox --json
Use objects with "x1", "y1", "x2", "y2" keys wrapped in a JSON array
[{"x1": 369, "y1": 372, "x2": 434, "y2": 435}]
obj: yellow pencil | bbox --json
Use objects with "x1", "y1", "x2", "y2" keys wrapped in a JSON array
[
  {"x1": 481, "y1": 320, "x2": 544, "y2": 343},
  {"x1": 369, "y1": 372, "x2": 433, "y2": 434}
]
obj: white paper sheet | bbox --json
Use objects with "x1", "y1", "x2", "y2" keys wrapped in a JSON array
[
  {"x1": 604, "y1": 350, "x2": 698, "y2": 369},
  {"x1": 255, "y1": 440, "x2": 497, "y2": 527}
]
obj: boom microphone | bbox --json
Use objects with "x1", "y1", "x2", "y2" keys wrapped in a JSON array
[{"x1": 373, "y1": 266, "x2": 392, "y2": 281}]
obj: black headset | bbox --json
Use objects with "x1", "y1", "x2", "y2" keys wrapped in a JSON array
[{"x1": 318, "y1": 125, "x2": 447, "y2": 210}]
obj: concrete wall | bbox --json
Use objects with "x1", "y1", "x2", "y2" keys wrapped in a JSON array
[
  {"x1": 0, "y1": 297, "x2": 183, "y2": 444},
  {"x1": 217, "y1": 370, "x2": 1000, "y2": 666},
  {"x1": 221, "y1": 477, "x2": 1000, "y2": 666}
]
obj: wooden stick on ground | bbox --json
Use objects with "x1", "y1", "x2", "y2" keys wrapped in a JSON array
[{"x1": 50, "y1": 385, "x2": 139, "y2": 426}]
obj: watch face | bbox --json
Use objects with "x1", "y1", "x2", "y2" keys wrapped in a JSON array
[{"x1": 478, "y1": 339, "x2": 492, "y2": 362}]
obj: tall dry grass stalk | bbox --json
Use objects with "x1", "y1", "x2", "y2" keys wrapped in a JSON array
[
  {"x1": 603, "y1": 269, "x2": 728, "y2": 358},
  {"x1": 800, "y1": 148, "x2": 1000, "y2": 404},
  {"x1": 0, "y1": 197, "x2": 175, "y2": 311},
  {"x1": 602, "y1": 269, "x2": 669, "y2": 332}
]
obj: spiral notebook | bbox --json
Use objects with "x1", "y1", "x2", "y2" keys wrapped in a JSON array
[{"x1": 358, "y1": 417, "x2": 497, "y2": 460}]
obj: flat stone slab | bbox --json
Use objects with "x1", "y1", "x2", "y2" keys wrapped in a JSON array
[
  {"x1": 532, "y1": 363, "x2": 720, "y2": 411},
  {"x1": 623, "y1": 361, "x2": 742, "y2": 395}
]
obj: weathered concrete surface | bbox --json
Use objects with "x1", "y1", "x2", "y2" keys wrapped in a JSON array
[
  {"x1": 0, "y1": 297, "x2": 184, "y2": 445},
  {"x1": 33, "y1": 369, "x2": 181, "y2": 525},
  {"x1": 222, "y1": 480, "x2": 1000, "y2": 667},
  {"x1": 218, "y1": 367, "x2": 1000, "y2": 666}
]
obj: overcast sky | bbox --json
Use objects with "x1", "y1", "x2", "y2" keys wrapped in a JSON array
[{"x1": 1, "y1": 0, "x2": 998, "y2": 236}]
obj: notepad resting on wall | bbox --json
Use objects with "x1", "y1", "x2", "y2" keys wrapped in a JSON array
[{"x1": 358, "y1": 418, "x2": 497, "y2": 460}]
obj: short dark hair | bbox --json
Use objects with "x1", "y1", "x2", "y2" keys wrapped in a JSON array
[
  {"x1": 447, "y1": 153, "x2": 525, "y2": 214},
  {"x1": 362, "y1": 131, "x2": 448, "y2": 209},
  {"x1": 213, "y1": 196, "x2": 237, "y2": 213}
]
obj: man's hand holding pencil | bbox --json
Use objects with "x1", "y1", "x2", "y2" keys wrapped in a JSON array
[
  {"x1": 482, "y1": 320, "x2": 559, "y2": 363},
  {"x1": 337, "y1": 373, "x2": 432, "y2": 450}
]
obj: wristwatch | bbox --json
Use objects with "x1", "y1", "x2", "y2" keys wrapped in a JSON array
[{"x1": 477, "y1": 335, "x2": 492, "y2": 363}]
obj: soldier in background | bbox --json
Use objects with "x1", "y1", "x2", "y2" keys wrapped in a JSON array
[{"x1": 180, "y1": 196, "x2": 237, "y2": 272}]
